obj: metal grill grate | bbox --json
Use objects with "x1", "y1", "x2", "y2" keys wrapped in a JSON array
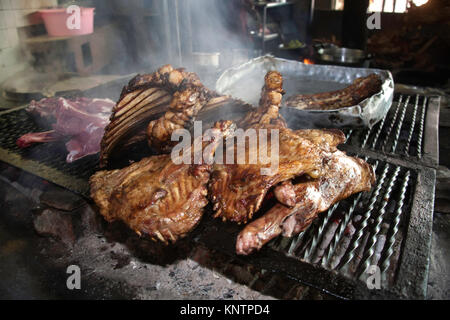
[
  {"x1": 268, "y1": 159, "x2": 415, "y2": 287},
  {"x1": 196, "y1": 156, "x2": 435, "y2": 299},
  {"x1": 0, "y1": 106, "x2": 98, "y2": 195},
  {"x1": 0, "y1": 89, "x2": 440, "y2": 299},
  {"x1": 342, "y1": 94, "x2": 439, "y2": 168}
]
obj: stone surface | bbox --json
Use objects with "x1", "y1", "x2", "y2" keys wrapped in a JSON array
[
  {"x1": 435, "y1": 166, "x2": 450, "y2": 214},
  {"x1": 77, "y1": 203, "x2": 104, "y2": 236},
  {"x1": 427, "y1": 212, "x2": 450, "y2": 299},
  {"x1": 39, "y1": 186, "x2": 85, "y2": 212},
  {"x1": 33, "y1": 208, "x2": 76, "y2": 247}
]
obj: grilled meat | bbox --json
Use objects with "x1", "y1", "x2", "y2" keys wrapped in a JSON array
[
  {"x1": 91, "y1": 64, "x2": 376, "y2": 253},
  {"x1": 273, "y1": 180, "x2": 296, "y2": 207},
  {"x1": 100, "y1": 65, "x2": 248, "y2": 167},
  {"x1": 90, "y1": 121, "x2": 235, "y2": 243},
  {"x1": 285, "y1": 73, "x2": 382, "y2": 110},
  {"x1": 238, "y1": 71, "x2": 286, "y2": 128},
  {"x1": 236, "y1": 150, "x2": 375, "y2": 255},
  {"x1": 146, "y1": 65, "x2": 219, "y2": 153},
  {"x1": 209, "y1": 127, "x2": 346, "y2": 224},
  {"x1": 209, "y1": 69, "x2": 347, "y2": 224},
  {"x1": 100, "y1": 65, "x2": 196, "y2": 167}
]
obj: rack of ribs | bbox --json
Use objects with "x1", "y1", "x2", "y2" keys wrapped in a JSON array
[
  {"x1": 285, "y1": 73, "x2": 382, "y2": 111},
  {"x1": 100, "y1": 65, "x2": 247, "y2": 167}
]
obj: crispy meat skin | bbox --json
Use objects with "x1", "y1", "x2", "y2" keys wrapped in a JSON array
[
  {"x1": 236, "y1": 150, "x2": 375, "y2": 255},
  {"x1": 91, "y1": 121, "x2": 235, "y2": 243},
  {"x1": 285, "y1": 73, "x2": 382, "y2": 110},
  {"x1": 209, "y1": 127, "x2": 346, "y2": 223}
]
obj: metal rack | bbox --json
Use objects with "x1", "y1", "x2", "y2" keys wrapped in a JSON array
[{"x1": 253, "y1": 1, "x2": 294, "y2": 54}]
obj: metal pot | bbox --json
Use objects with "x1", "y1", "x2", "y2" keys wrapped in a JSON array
[{"x1": 315, "y1": 46, "x2": 371, "y2": 66}]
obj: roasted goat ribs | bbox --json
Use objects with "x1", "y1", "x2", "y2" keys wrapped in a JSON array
[
  {"x1": 208, "y1": 70, "x2": 375, "y2": 253},
  {"x1": 285, "y1": 73, "x2": 382, "y2": 110},
  {"x1": 100, "y1": 64, "x2": 246, "y2": 167},
  {"x1": 90, "y1": 121, "x2": 235, "y2": 243},
  {"x1": 209, "y1": 70, "x2": 349, "y2": 224}
]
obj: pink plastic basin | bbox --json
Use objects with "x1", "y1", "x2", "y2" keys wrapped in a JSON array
[{"x1": 39, "y1": 7, "x2": 95, "y2": 37}]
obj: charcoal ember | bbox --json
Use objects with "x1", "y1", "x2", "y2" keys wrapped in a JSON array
[
  {"x1": 39, "y1": 187, "x2": 84, "y2": 211},
  {"x1": 33, "y1": 208, "x2": 76, "y2": 247}
]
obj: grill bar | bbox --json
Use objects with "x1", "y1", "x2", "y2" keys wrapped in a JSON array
[
  {"x1": 417, "y1": 97, "x2": 427, "y2": 159},
  {"x1": 322, "y1": 193, "x2": 363, "y2": 268},
  {"x1": 357, "y1": 165, "x2": 401, "y2": 278},
  {"x1": 343, "y1": 93, "x2": 438, "y2": 169},
  {"x1": 338, "y1": 160, "x2": 387, "y2": 269},
  {"x1": 381, "y1": 95, "x2": 403, "y2": 152},
  {"x1": 380, "y1": 170, "x2": 410, "y2": 276},
  {"x1": 389, "y1": 95, "x2": 410, "y2": 153},
  {"x1": 404, "y1": 95, "x2": 420, "y2": 155}
]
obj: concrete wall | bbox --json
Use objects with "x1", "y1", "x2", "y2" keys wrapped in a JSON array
[{"x1": 0, "y1": 0, "x2": 58, "y2": 84}]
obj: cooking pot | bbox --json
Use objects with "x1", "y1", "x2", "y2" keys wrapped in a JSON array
[{"x1": 314, "y1": 45, "x2": 372, "y2": 66}]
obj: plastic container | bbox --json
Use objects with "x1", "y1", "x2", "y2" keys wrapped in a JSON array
[{"x1": 39, "y1": 7, "x2": 95, "y2": 37}]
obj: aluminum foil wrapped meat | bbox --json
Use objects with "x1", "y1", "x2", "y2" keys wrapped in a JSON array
[{"x1": 216, "y1": 56, "x2": 394, "y2": 129}]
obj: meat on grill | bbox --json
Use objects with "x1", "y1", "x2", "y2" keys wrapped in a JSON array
[
  {"x1": 236, "y1": 150, "x2": 375, "y2": 255},
  {"x1": 285, "y1": 73, "x2": 382, "y2": 110},
  {"x1": 209, "y1": 70, "x2": 348, "y2": 223},
  {"x1": 238, "y1": 71, "x2": 286, "y2": 128},
  {"x1": 90, "y1": 121, "x2": 236, "y2": 243},
  {"x1": 89, "y1": 64, "x2": 376, "y2": 252},
  {"x1": 16, "y1": 97, "x2": 115, "y2": 163},
  {"x1": 146, "y1": 66, "x2": 218, "y2": 153},
  {"x1": 99, "y1": 64, "x2": 248, "y2": 167},
  {"x1": 209, "y1": 127, "x2": 346, "y2": 224}
]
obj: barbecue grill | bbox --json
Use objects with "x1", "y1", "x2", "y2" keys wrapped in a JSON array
[{"x1": 0, "y1": 89, "x2": 440, "y2": 299}]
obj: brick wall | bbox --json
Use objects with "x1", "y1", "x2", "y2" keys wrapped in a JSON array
[{"x1": 0, "y1": 0, "x2": 58, "y2": 84}]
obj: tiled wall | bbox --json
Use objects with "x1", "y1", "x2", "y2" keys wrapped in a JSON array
[{"x1": 0, "y1": 0, "x2": 58, "y2": 84}]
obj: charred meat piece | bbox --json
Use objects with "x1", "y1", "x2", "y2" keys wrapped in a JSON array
[
  {"x1": 209, "y1": 70, "x2": 346, "y2": 224},
  {"x1": 285, "y1": 73, "x2": 382, "y2": 110},
  {"x1": 90, "y1": 121, "x2": 235, "y2": 243},
  {"x1": 99, "y1": 64, "x2": 246, "y2": 167},
  {"x1": 209, "y1": 127, "x2": 346, "y2": 224},
  {"x1": 239, "y1": 71, "x2": 286, "y2": 128},
  {"x1": 16, "y1": 97, "x2": 115, "y2": 163},
  {"x1": 236, "y1": 150, "x2": 375, "y2": 255},
  {"x1": 145, "y1": 65, "x2": 219, "y2": 153},
  {"x1": 100, "y1": 65, "x2": 194, "y2": 167},
  {"x1": 146, "y1": 82, "x2": 214, "y2": 153}
]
